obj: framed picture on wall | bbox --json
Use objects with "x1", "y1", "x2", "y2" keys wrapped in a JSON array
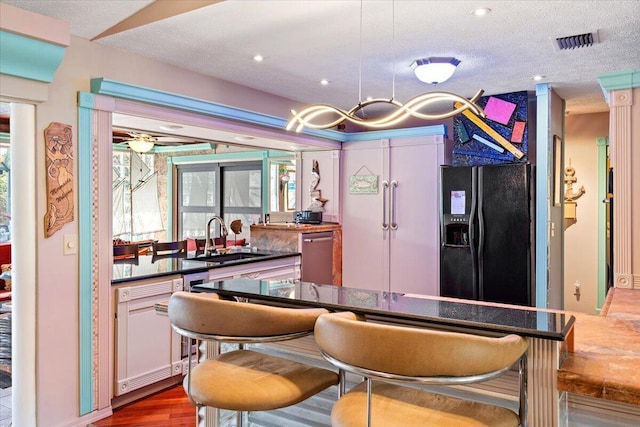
[{"x1": 553, "y1": 135, "x2": 562, "y2": 207}]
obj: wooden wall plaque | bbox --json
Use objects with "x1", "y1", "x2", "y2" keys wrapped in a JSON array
[{"x1": 44, "y1": 122, "x2": 74, "y2": 237}]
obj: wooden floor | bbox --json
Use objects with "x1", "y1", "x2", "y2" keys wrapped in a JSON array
[{"x1": 92, "y1": 385, "x2": 196, "y2": 427}]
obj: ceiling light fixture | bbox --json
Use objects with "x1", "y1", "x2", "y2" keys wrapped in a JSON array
[
  {"x1": 253, "y1": 54, "x2": 263, "y2": 62},
  {"x1": 158, "y1": 124, "x2": 183, "y2": 131},
  {"x1": 472, "y1": 8, "x2": 491, "y2": 16},
  {"x1": 411, "y1": 57, "x2": 461, "y2": 85},
  {"x1": 286, "y1": 1, "x2": 484, "y2": 132},
  {"x1": 128, "y1": 135, "x2": 155, "y2": 153},
  {"x1": 129, "y1": 140, "x2": 154, "y2": 153}
]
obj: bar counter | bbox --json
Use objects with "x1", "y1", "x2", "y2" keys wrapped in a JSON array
[
  {"x1": 191, "y1": 278, "x2": 574, "y2": 341},
  {"x1": 176, "y1": 278, "x2": 575, "y2": 426}
]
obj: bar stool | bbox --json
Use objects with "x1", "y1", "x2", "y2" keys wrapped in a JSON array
[
  {"x1": 152, "y1": 240, "x2": 186, "y2": 261},
  {"x1": 168, "y1": 291, "x2": 339, "y2": 426},
  {"x1": 314, "y1": 311, "x2": 529, "y2": 427},
  {"x1": 113, "y1": 243, "x2": 139, "y2": 264}
]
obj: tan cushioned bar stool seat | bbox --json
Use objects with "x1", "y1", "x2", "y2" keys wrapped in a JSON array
[
  {"x1": 188, "y1": 350, "x2": 339, "y2": 411},
  {"x1": 332, "y1": 382, "x2": 519, "y2": 427},
  {"x1": 315, "y1": 312, "x2": 528, "y2": 427},
  {"x1": 168, "y1": 292, "x2": 339, "y2": 412}
]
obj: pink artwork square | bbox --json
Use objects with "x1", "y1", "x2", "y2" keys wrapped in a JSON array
[
  {"x1": 511, "y1": 121, "x2": 526, "y2": 143},
  {"x1": 484, "y1": 96, "x2": 517, "y2": 125}
]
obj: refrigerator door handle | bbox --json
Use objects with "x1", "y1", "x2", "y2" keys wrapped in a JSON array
[
  {"x1": 477, "y1": 168, "x2": 484, "y2": 301},
  {"x1": 390, "y1": 180, "x2": 398, "y2": 230},
  {"x1": 468, "y1": 166, "x2": 479, "y2": 300},
  {"x1": 382, "y1": 180, "x2": 389, "y2": 230}
]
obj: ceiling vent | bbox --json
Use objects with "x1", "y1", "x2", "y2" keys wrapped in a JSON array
[{"x1": 553, "y1": 30, "x2": 600, "y2": 50}]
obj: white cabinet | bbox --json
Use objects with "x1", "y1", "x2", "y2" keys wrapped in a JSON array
[
  {"x1": 341, "y1": 134, "x2": 444, "y2": 295},
  {"x1": 207, "y1": 255, "x2": 302, "y2": 282},
  {"x1": 113, "y1": 276, "x2": 183, "y2": 396}
]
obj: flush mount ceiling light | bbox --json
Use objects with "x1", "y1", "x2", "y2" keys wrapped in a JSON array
[
  {"x1": 286, "y1": 2, "x2": 483, "y2": 132},
  {"x1": 127, "y1": 133, "x2": 156, "y2": 153},
  {"x1": 411, "y1": 57, "x2": 461, "y2": 85}
]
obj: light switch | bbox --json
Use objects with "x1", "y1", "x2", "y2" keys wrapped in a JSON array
[{"x1": 63, "y1": 234, "x2": 77, "y2": 255}]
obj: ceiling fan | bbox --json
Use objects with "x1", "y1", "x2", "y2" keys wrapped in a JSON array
[{"x1": 113, "y1": 130, "x2": 190, "y2": 153}]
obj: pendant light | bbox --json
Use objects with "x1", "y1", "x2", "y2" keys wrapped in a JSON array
[{"x1": 286, "y1": 1, "x2": 484, "y2": 132}]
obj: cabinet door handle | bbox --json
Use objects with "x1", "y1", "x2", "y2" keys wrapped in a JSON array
[
  {"x1": 390, "y1": 180, "x2": 398, "y2": 230},
  {"x1": 303, "y1": 237, "x2": 333, "y2": 243},
  {"x1": 382, "y1": 180, "x2": 389, "y2": 230}
]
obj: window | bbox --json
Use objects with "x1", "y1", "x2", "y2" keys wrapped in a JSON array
[
  {"x1": 177, "y1": 162, "x2": 261, "y2": 243},
  {"x1": 112, "y1": 150, "x2": 162, "y2": 241}
]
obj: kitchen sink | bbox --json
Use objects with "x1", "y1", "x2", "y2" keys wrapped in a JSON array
[{"x1": 187, "y1": 252, "x2": 267, "y2": 263}]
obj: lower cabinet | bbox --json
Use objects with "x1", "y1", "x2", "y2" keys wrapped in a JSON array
[
  {"x1": 112, "y1": 256, "x2": 300, "y2": 398},
  {"x1": 207, "y1": 255, "x2": 301, "y2": 282},
  {"x1": 113, "y1": 276, "x2": 183, "y2": 396}
]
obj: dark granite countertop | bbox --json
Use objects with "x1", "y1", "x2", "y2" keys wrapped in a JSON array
[
  {"x1": 111, "y1": 250, "x2": 300, "y2": 284},
  {"x1": 191, "y1": 278, "x2": 574, "y2": 341}
]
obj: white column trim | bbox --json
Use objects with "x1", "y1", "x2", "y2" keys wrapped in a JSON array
[
  {"x1": 10, "y1": 102, "x2": 38, "y2": 427},
  {"x1": 608, "y1": 89, "x2": 633, "y2": 288}
]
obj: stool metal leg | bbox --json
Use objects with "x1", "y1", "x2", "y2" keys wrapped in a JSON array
[
  {"x1": 338, "y1": 369, "x2": 346, "y2": 398},
  {"x1": 237, "y1": 410, "x2": 244, "y2": 427},
  {"x1": 366, "y1": 377, "x2": 372, "y2": 427}
]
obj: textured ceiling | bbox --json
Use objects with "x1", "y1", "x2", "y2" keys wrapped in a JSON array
[{"x1": 4, "y1": 0, "x2": 640, "y2": 118}]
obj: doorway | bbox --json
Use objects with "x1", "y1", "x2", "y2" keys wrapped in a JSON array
[{"x1": 0, "y1": 101, "x2": 10, "y2": 424}]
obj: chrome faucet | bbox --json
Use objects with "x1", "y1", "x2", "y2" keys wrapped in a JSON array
[{"x1": 205, "y1": 215, "x2": 229, "y2": 255}]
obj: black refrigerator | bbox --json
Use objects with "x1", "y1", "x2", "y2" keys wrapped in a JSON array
[{"x1": 439, "y1": 163, "x2": 535, "y2": 306}]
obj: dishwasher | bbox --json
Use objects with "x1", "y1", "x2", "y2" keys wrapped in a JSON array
[{"x1": 300, "y1": 231, "x2": 334, "y2": 285}]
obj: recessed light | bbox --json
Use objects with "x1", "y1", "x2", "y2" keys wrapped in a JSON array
[
  {"x1": 472, "y1": 8, "x2": 491, "y2": 16},
  {"x1": 532, "y1": 75, "x2": 545, "y2": 81},
  {"x1": 253, "y1": 54, "x2": 263, "y2": 62},
  {"x1": 159, "y1": 124, "x2": 183, "y2": 131},
  {"x1": 234, "y1": 136, "x2": 255, "y2": 142},
  {"x1": 366, "y1": 96, "x2": 373, "y2": 101},
  {"x1": 320, "y1": 79, "x2": 330, "y2": 86}
]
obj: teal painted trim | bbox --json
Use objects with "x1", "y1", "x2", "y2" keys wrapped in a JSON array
[
  {"x1": 89, "y1": 78, "x2": 450, "y2": 143},
  {"x1": 78, "y1": 101, "x2": 94, "y2": 414},
  {"x1": 597, "y1": 69, "x2": 640, "y2": 101},
  {"x1": 169, "y1": 150, "x2": 268, "y2": 164},
  {"x1": 0, "y1": 30, "x2": 65, "y2": 83},
  {"x1": 262, "y1": 152, "x2": 270, "y2": 214},
  {"x1": 535, "y1": 84, "x2": 551, "y2": 309},
  {"x1": 266, "y1": 150, "x2": 294, "y2": 158},
  {"x1": 90, "y1": 78, "x2": 346, "y2": 142},
  {"x1": 342, "y1": 124, "x2": 447, "y2": 142},
  {"x1": 167, "y1": 157, "x2": 174, "y2": 239},
  {"x1": 78, "y1": 91, "x2": 97, "y2": 109},
  {"x1": 596, "y1": 137, "x2": 609, "y2": 314},
  {"x1": 154, "y1": 143, "x2": 216, "y2": 153},
  {"x1": 0, "y1": 132, "x2": 9, "y2": 143}
]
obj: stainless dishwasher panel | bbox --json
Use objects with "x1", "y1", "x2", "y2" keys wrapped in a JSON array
[{"x1": 301, "y1": 231, "x2": 334, "y2": 285}]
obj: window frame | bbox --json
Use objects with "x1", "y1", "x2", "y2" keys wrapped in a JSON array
[{"x1": 176, "y1": 161, "x2": 262, "y2": 241}]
